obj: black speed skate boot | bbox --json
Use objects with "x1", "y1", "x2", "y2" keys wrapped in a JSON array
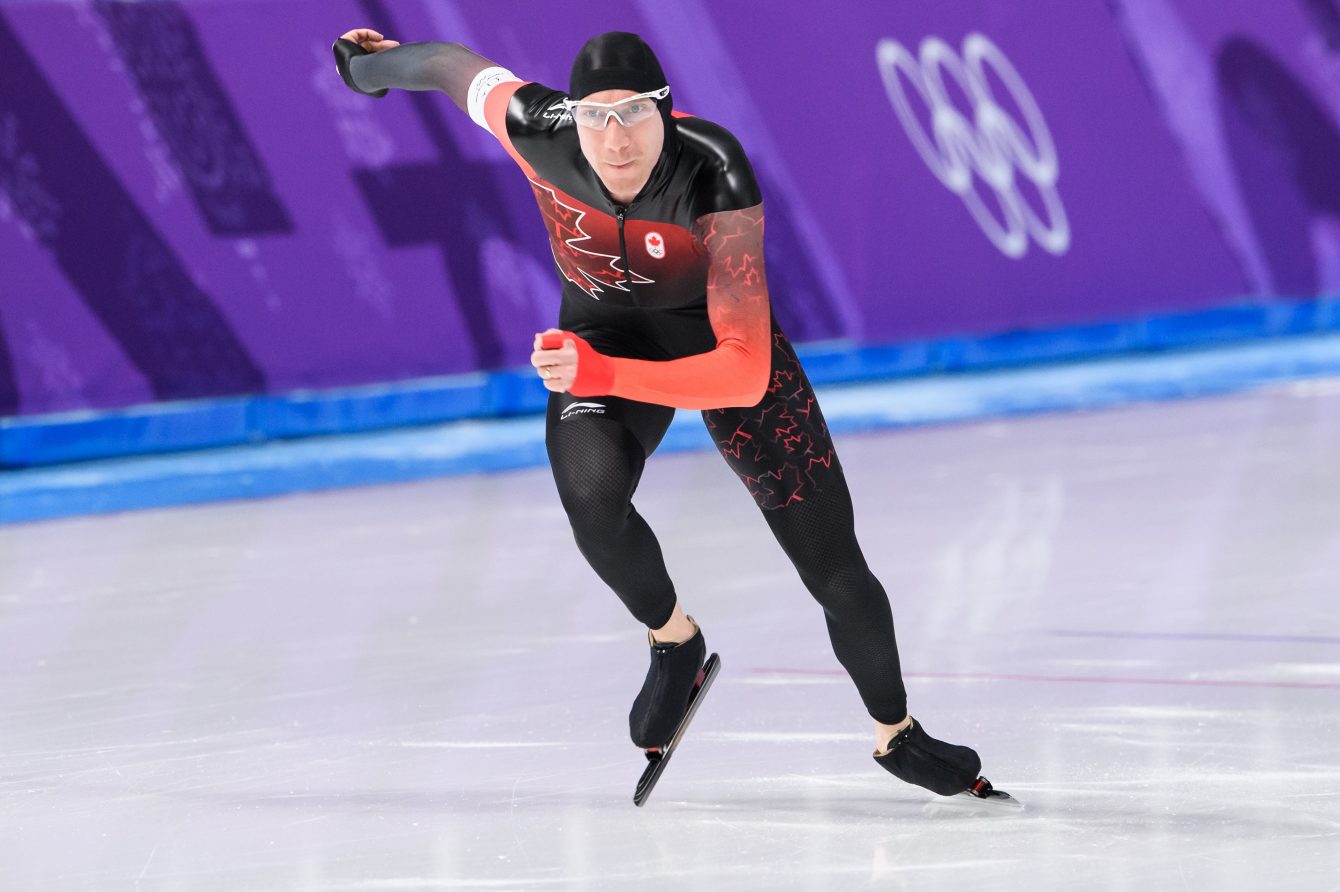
[
  {"x1": 628, "y1": 619, "x2": 722, "y2": 806},
  {"x1": 629, "y1": 622, "x2": 707, "y2": 749},
  {"x1": 874, "y1": 718, "x2": 1020, "y2": 806}
]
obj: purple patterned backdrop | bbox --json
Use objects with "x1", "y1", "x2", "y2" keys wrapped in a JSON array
[{"x1": 1, "y1": 0, "x2": 1336, "y2": 418}]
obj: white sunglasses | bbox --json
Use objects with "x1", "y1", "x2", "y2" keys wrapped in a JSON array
[{"x1": 560, "y1": 86, "x2": 671, "y2": 130}]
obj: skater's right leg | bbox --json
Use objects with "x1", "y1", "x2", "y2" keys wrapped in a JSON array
[
  {"x1": 546, "y1": 393, "x2": 705, "y2": 746},
  {"x1": 651, "y1": 602, "x2": 697, "y2": 645},
  {"x1": 546, "y1": 392, "x2": 679, "y2": 628}
]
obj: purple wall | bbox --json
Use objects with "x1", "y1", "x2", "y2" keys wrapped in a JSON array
[{"x1": 2, "y1": 0, "x2": 1336, "y2": 418}]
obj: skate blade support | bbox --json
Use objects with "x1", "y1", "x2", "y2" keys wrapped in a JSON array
[
  {"x1": 633, "y1": 652, "x2": 721, "y2": 807},
  {"x1": 957, "y1": 776, "x2": 1023, "y2": 808}
]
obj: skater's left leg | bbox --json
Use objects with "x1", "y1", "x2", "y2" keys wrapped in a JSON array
[
  {"x1": 704, "y1": 334, "x2": 993, "y2": 798},
  {"x1": 702, "y1": 332, "x2": 909, "y2": 739},
  {"x1": 752, "y1": 461, "x2": 916, "y2": 750}
]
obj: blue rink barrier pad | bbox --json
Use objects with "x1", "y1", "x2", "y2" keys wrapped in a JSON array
[
  {"x1": 5, "y1": 330, "x2": 1340, "y2": 524},
  {"x1": 7, "y1": 297, "x2": 1340, "y2": 471}
]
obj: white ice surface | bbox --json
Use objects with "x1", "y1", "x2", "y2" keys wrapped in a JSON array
[{"x1": 2, "y1": 383, "x2": 1339, "y2": 890}]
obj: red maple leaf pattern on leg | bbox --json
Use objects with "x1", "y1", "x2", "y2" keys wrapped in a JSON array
[{"x1": 702, "y1": 331, "x2": 839, "y2": 510}]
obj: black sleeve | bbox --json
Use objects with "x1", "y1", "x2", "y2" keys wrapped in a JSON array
[
  {"x1": 677, "y1": 118, "x2": 764, "y2": 217},
  {"x1": 344, "y1": 41, "x2": 497, "y2": 111},
  {"x1": 503, "y1": 84, "x2": 569, "y2": 139}
]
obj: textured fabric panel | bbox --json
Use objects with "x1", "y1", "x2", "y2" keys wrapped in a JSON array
[{"x1": 545, "y1": 393, "x2": 678, "y2": 628}]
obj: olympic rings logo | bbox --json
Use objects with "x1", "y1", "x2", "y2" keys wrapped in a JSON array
[{"x1": 876, "y1": 33, "x2": 1070, "y2": 259}]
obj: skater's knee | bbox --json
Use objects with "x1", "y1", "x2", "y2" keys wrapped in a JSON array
[
  {"x1": 557, "y1": 468, "x2": 629, "y2": 515},
  {"x1": 559, "y1": 480, "x2": 634, "y2": 545},
  {"x1": 800, "y1": 564, "x2": 874, "y2": 611}
]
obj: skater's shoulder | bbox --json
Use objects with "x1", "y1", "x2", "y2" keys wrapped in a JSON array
[
  {"x1": 675, "y1": 116, "x2": 750, "y2": 171},
  {"x1": 675, "y1": 116, "x2": 761, "y2": 213}
]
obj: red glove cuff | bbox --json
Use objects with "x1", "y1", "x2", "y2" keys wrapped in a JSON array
[{"x1": 540, "y1": 331, "x2": 615, "y2": 397}]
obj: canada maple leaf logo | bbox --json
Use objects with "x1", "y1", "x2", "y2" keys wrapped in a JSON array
[
  {"x1": 645, "y1": 230, "x2": 667, "y2": 259},
  {"x1": 528, "y1": 179, "x2": 653, "y2": 299}
]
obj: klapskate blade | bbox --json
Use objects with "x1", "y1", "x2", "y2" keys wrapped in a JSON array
[
  {"x1": 633, "y1": 652, "x2": 721, "y2": 807},
  {"x1": 955, "y1": 788, "x2": 1024, "y2": 809}
]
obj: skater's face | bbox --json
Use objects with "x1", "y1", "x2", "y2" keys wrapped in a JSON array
[{"x1": 574, "y1": 89, "x2": 665, "y2": 204}]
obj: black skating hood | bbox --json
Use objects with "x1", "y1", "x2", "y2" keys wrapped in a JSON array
[{"x1": 569, "y1": 31, "x2": 678, "y2": 153}]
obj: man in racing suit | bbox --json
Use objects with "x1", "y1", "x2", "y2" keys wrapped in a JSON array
[{"x1": 333, "y1": 28, "x2": 998, "y2": 799}]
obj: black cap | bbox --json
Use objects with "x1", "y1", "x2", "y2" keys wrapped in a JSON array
[{"x1": 569, "y1": 32, "x2": 672, "y2": 117}]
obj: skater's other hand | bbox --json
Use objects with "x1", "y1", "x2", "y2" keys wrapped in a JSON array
[
  {"x1": 339, "y1": 28, "x2": 400, "y2": 52},
  {"x1": 531, "y1": 329, "x2": 578, "y2": 393}
]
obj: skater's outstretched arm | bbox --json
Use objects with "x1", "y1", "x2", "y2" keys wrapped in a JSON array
[{"x1": 332, "y1": 28, "x2": 506, "y2": 116}]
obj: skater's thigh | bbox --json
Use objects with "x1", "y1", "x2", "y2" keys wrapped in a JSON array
[
  {"x1": 546, "y1": 392, "x2": 675, "y2": 504},
  {"x1": 700, "y1": 337, "x2": 844, "y2": 512}
]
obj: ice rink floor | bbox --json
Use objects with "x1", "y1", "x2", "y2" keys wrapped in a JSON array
[{"x1": 3, "y1": 381, "x2": 1339, "y2": 890}]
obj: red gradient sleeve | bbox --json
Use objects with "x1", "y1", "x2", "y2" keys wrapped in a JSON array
[
  {"x1": 567, "y1": 205, "x2": 771, "y2": 409},
  {"x1": 482, "y1": 81, "x2": 532, "y2": 173}
]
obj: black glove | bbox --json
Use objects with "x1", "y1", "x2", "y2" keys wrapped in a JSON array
[{"x1": 332, "y1": 38, "x2": 388, "y2": 98}]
